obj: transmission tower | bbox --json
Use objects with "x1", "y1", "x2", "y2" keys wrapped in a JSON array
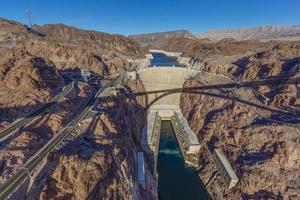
[{"x1": 26, "y1": 9, "x2": 32, "y2": 28}]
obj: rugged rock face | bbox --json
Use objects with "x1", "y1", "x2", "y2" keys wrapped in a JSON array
[
  {"x1": 14, "y1": 40, "x2": 115, "y2": 75},
  {"x1": 34, "y1": 23, "x2": 148, "y2": 60},
  {"x1": 27, "y1": 79, "x2": 155, "y2": 200},
  {"x1": 233, "y1": 42, "x2": 300, "y2": 108},
  {"x1": 0, "y1": 18, "x2": 40, "y2": 48},
  {"x1": 0, "y1": 18, "x2": 148, "y2": 122},
  {"x1": 0, "y1": 47, "x2": 63, "y2": 120},
  {"x1": 0, "y1": 131, "x2": 46, "y2": 184},
  {"x1": 1, "y1": 18, "x2": 148, "y2": 77},
  {"x1": 0, "y1": 82, "x2": 94, "y2": 185},
  {"x1": 129, "y1": 30, "x2": 194, "y2": 47},
  {"x1": 130, "y1": 33, "x2": 289, "y2": 71},
  {"x1": 180, "y1": 41, "x2": 300, "y2": 199},
  {"x1": 0, "y1": 18, "x2": 155, "y2": 200}
]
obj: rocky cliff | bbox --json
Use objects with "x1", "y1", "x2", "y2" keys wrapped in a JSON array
[
  {"x1": 180, "y1": 41, "x2": 300, "y2": 199},
  {"x1": 0, "y1": 18, "x2": 156, "y2": 200},
  {"x1": 1, "y1": 18, "x2": 148, "y2": 76},
  {"x1": 34, "y1": 23, "x2": 148, "y2": 59},
  {"x1": 0, "y1": 18, "x2": 148, "y2": 123},
  {"x1": 0, "y1": 18, "x2": 41, "y2": 48},
  {"x1": 129, "y1": 30, "x2": 195, "y2": 48},
  {"x1": 26, "y1": 78, "x2": 156, "y2": 200},
  {"x1": 0, "y1": 47, "x2": 64, "y2": 121},
  {"x1": 0, "y1": 81, "x2": 94, "y2": 185}
]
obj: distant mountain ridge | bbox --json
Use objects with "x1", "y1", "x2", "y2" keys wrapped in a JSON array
[
  {"x1": 198, "y1": 25, "x2": 300, "y2": 41},
  {"x1": 128, "y1": 30, "x2": 194, "y2": 46},
  {"x1": 129, "y1": 29, "x2": 192, "y2": 38},
  {"x1": 129, "y1": 25, "x2": 300, "y2": 47}
]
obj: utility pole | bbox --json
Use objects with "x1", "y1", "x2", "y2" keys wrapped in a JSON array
[{"x1": 26, "y1": 8, "x2": 32, "y2": 28}]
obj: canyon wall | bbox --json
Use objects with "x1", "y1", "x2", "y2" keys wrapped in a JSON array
[
  {"x1": 0, "y1": 18, "x2": 148, "y2": 124},
  {"x1": 180, "y1": 41, "x2": 300, "y2": 199},
  {"x1": 0, "y1": 18, "x2": 157, "y2": 200},
  {"x1": 24, "y1": 78, "x2": 157, "y2": 200}
]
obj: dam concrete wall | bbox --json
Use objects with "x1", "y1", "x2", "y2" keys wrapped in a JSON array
[{"x1": 138, "y1": 67, "x2": 189, "y2": 107}]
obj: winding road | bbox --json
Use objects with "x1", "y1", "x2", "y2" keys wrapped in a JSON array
[
  {"x1": 0, "y1": 78, "x2": 116, "y2": 200},
  {"x1": 0, "y1": 81, "x2": 75, "y2": 143}
]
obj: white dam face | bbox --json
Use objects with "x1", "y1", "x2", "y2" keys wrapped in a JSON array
[
  {"x1": 138, "y1": 67, "x2": 189, "y2": 107},
  {"x1": 138, "y1": 66, "x2": 201, "y2": 159}
]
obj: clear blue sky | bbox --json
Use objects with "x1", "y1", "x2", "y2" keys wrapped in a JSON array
[{"x1": 1, "y1": 0, "x2": 299, "y2": 35}]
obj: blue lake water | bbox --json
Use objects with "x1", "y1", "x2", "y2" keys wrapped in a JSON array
[
  {"x1": 150, "y1": 52, "x2": 185, "y2": 67},
  {"x1": 157, "y1": 121, "x2": 211, "y2": 200}
]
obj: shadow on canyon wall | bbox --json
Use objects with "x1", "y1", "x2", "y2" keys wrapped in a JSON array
[
  {"x1": 1, "y1": 74, "x2": 299, "y2": 199},
  {"x1": 1, "y1": 75, "x2": 300, "y2": 144}
]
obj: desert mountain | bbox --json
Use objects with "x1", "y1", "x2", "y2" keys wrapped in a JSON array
[
  {"x1": 128, "y1": 29, "x2": 194, "y2": 47},
  {"x1": 198, "y1": 25, "x2": 300, "y2": 41},
  {"x1": 0, "y1": 18, "x2": 147, "y2": 120},
  {"x1": 130, "y1": 25, "x2": 300, "y2": 47}
]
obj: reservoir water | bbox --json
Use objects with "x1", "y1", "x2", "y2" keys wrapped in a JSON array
[
  {"x1": 157, "y1": 121, "x2": 211, "y2": 200},
  {"x1": 150, "y1": 52, "x2": 185, "y2": 67}
]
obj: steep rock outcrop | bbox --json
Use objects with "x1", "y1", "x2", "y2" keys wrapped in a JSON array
[
  {"x1": 0, "y1": 82, "x2": 94, "y2": 185},
  {"x1": 30, "y1": 79, "x2": 155, "y2": 200},
  {"x1": 180, "y1": 41, "x2": 300, "y2": 199},
  {"x1": 0, "y1": 48, "x2": 63, "y2": 120}
]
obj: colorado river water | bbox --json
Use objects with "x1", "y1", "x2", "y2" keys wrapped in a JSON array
[
  {"x1": 150, "y1": 52, "x2": 211, "y2": 199},
  {"x1": 157, "y1": 121, "x2": 211, "y2": 200}
]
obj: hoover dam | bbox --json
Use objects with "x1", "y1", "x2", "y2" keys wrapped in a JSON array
[
  {"x1": 0, "y1": 13, "x2": 299, "y2": 200},
  {"x1": 135, "y1": 52, "x2": 238, "y2": 200},
  {"x1": 138, "y1": 53, "x2": 211, "y2": 199}
]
